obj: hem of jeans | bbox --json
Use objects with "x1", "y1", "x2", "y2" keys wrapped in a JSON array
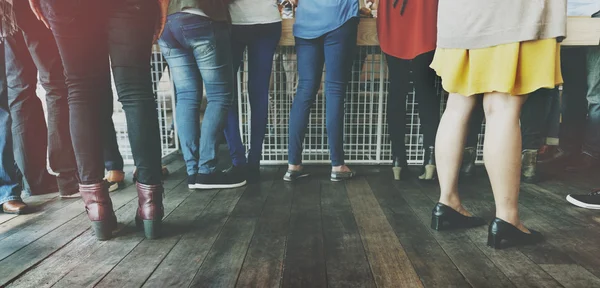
[{"x1": 0, "y1": 196, "x2": 22, "y2": 205}]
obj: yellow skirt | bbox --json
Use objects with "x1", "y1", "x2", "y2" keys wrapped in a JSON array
[{"x1": 430, "y1": 38, "x2": 563, "y2": 96}]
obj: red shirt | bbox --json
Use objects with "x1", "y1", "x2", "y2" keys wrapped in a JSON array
[{"x1": 376, "y1": 0, "x2": 438, "y2": 60}]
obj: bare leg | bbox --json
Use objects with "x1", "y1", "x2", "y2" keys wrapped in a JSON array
[
  {"x1": 437, "y1": 93, "x2": 478, "y2": 215},
  {"x1": 482, "y1": 92, "x2": 529, "y2": 233}
]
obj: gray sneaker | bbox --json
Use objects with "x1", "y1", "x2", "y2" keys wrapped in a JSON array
[
  {"x1": 283, "y1": 170, "x2": 310, "y2": 182},
  {"x1": 330, "y1": 170, "x2": 356, "y2": 182}
]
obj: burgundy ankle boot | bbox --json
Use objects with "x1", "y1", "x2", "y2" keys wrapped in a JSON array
[
  {"x1": 136, "y1": 182, "x2": 164, "y2": 239},
  {"x1": 80, "y1": 183, "x2": 117, "y2": 241}
]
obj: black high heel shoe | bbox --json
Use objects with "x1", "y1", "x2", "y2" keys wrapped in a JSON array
[
  {"x1": 431, "y1": 202, "x2": 486, "y2": 231},
  {"x1": 487, "y1": 218, "x2": 543, "y2": 249},
  {"x1": 419, "y1": 146, "x2": 436, "y2": 181}
]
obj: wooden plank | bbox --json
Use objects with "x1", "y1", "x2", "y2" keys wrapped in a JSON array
[
  {"x1": 0, "y1": 168, "x2": 185, "y2": 286},
  {"x1": 94, "y1": 188, "x2": 219, "y2": 288},
  {"x1": 282, "y1": 178, "x2": 328, "y2": 288},
  {"x1": 279, "y1": 18, "x2": 600, "y2": 46},
  {"x1": 320, "y1": 180, "x2": 376, "y2": 288},
  {"x1": 47, "y1": 173, "x2": 191, "y2": 287},
  {"x1": 188, "y1": 170, "x2": 277, "y2": 287},
  {"x1": 0, "y1": 193, "x2": 58, "y2": 225},
  {"x1": 564, "y1": 17, "x2": 600, "y2": 46},
  {"x1": 540, "y1": 264, "x2": 600, "y2": 288},
  {"x1": 365, "y1": 174, "x2": 470, "y2": 287},
  {"x1": 141, "y1": 187, "x2": 246, "y2": 287},
  {"x1": 0, "y1": 196, "x2": 77, "y2": 241},
  {"x1": 235, "y1": 175, "x2": 294, "y2": 288},
  {"x1": 412, "y1": 178, "x2": 562, "y2": 287},
  {"x1": 345, "y1": 177, "x2": 423, "y2": 288},
  {"x1": 391, "y1": 179, "x2": 514, "y2": 288}
]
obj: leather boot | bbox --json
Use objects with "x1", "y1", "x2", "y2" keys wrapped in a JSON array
[
  {"x1": 460, "y1": 147, "x2": 477, "y2": 179},
  {"x1": 80, "y1": 182, "x2": 117, "y2": 241},
  {"x1": 136, "y1": 182, "x2": 164, "y2": 239},
  {"x1": 521, "y1": 149, "x2": 539, "y2": 183},
  {"x1": 419, "y1": 146, "x2": 437, "y2": 181}
]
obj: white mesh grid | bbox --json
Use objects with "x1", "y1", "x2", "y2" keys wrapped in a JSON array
[{"x1": 239, "y1": 46, "x2": 485, "y2": 165}]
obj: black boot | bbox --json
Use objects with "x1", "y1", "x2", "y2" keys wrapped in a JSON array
[
  {"x1": 521, "y1": 149, "x2": 539, "y2": 183},
  {"x1": 460, "y1": 147, "x2": 477, "y2": 179},
  {"x1": 392, "y1": 156, "x2": 408, "y2": 180},
  {"x1": 419, "y1": 146, "x2": 436, "y2": 181}
]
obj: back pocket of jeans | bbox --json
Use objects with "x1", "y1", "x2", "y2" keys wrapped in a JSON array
[{"x1": 181, "y1": 21, "x2": 216, "y2": 54}]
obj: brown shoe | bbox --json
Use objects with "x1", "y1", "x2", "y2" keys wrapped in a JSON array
[
  {"x1": 2, "y1": 200, "x2": 28, "y2": 215},
  {"x1": 135, "y1": 182, "x2": 164, "y2": 239},
  {"x1": 104, "y1": 170, "x2": 125, "y2": 192},
  {"x1": 80, "y1": 182, "x2": 117, "y2": 241}
]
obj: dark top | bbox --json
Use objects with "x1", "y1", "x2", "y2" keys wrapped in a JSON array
[{"x1": 168, "y1": 0, "x2": 231, "y2": 22}]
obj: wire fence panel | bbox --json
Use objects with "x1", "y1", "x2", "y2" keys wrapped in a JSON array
[{"x1": 239, "y1": 46, "x2": 485, "y2": 165}]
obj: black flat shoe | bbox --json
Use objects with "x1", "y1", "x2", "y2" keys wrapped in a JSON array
[
  {"x1": 487, "y1": 218, "x2": 543, "y2": 249},
  {"x1": 431, "y1": 202, "x2": 486, "y2": 231}
]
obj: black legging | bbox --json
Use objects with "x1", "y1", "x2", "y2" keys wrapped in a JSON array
[{"x1": 385, "y1": 51, "x2": 439, "y2": 165}]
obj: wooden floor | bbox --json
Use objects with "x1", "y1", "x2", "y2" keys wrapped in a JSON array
[{"x1": 2, "y1": 159, "x2": 600, "y2": 288}]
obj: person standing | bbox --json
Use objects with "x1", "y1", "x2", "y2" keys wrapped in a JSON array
[
  {"x1": 223, "y1": 0, "x2": 282, "y2": 184},
  {"x1": 0, "y1": 0, "x2": 27, "y2": 214},
  {"x1": 563, "y1": 0, "x2": 600, "y2": 209},
  {"x1": 430, "y1": 0, "x2": 565, "y2": 249},
  {"x1": 158, "y1": 0, "x2": 246, "y2": 189},
  {"x1": 284, "y1": 0, "x2": 359, "y2": 182},
  {"x1": 30, "y1": 0, "x2": 167, "y2": 240},
  {"x1": 372, "y1": 0, "x2": 439, "y2": 181}
]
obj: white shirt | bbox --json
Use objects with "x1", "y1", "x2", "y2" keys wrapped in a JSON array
[
  {"x1": 229, "y1": 0, "x2": 282, "y2": 25},
  {"x1": 183, "y1": 8, "x2": 208, "y2": 18},
  {"x1": 568, "y1": 0, "x2": 600, "y2": 16}
]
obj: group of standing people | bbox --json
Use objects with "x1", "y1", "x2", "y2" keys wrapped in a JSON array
[{"x1": 0, "y1": 0, "x2": 595, "y2": 250}]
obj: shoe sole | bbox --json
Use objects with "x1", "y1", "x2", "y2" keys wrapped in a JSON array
[
  {"x1": 566, "y1": 195, "x2": 600, "y2": 209},
  {"x1": 283, "y1": 173, "x2": 310, "y2": 182},
  {"x1": 191, "y1": 181, "x2": 247, "y2": 190},
  {"x1": 60, "y1": 193, "x2": 81, "y2": 199}
]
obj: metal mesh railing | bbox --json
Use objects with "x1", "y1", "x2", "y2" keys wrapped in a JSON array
[{"x1": 239, "y1": 46, "x2": 485, "y2": 165}]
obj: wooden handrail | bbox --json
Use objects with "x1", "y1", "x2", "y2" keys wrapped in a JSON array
[{"x1": 280, "y1": 17, "x2": 600, "y2": 46}]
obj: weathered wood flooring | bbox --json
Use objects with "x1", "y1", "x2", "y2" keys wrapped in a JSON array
[{"x1": 2, "y1": 159, "x2": 600, "y2": 288}]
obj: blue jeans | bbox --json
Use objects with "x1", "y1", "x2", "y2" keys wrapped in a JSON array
[
  {"x1": 224, "y1": 22, "x2": 281, "y2": 167},
  {"x1": 288, "y1": 18, "x2": 358, "y2": 166},
  {"x1": 0, "y1": 40, "x2": 23, "y2": 204},
  {"x1": 159, "y1": 13, "x2": 234, "y2": 175}
]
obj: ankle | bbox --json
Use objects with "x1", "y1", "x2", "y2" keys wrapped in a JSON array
[{"x1": 288, "y1": 164, "x2": 302, "y2": 171}]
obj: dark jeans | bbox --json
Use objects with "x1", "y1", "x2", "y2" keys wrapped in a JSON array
[
  {"x1": 41, "y1": 0, "x2": 163, "y2": 185},
  {"x1": 224, "y1": 22, "x2": 281, "y2": 167},
  {"x1": 385, "y1": 51, "x2": 439, "y2": 164},
  {"x1": 0, "y1": 40, "x2": 23, "y2": 204},
  {"x1": 288, "y1": 18, "x2": 359, "y2": 166},
  {"x1": 158, "y1": 13, "x2": 234, "y2": 175},
  {"x1": 7, "y1": 1, "x2": 76, "y2": 194},
  {"x1": 521, "y1": 88, "x2": 558, "y2": 150},
  {"x1": 560, "y1": 45, "x2": 600, "y2": 157}
]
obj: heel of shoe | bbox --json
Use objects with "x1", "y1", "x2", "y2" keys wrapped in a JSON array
[
  {"x1": 419, "y1": 165, "x2": 436, "y2": 180},
  {"x1": 431, "y1": 215, "x2": 444, "y2": 231},
  {"x1": 91, "y1": 221, "x2": 114, "y2": 241},
  {"x1": 392, "y1": 167, "x2": 402, "y2": 180},
  {"x1": 143, "y1": 219, "x2": 162, "y2": 239},
  {"x1": 487, "y1": 233, "x2": 502, "y2": 249}
]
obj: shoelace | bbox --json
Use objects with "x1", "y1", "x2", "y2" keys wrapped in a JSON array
[{"x1": 589, "y1": 190, "x2": 600, "y2": 196}]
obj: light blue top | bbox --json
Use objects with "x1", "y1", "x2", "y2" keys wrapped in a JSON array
[
  {"x1": 293, "y1": 0, "x2": 359, "y2": 39},
  {"x1": 568, "y1": 0, "x2": 600, "y2": 16}
]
